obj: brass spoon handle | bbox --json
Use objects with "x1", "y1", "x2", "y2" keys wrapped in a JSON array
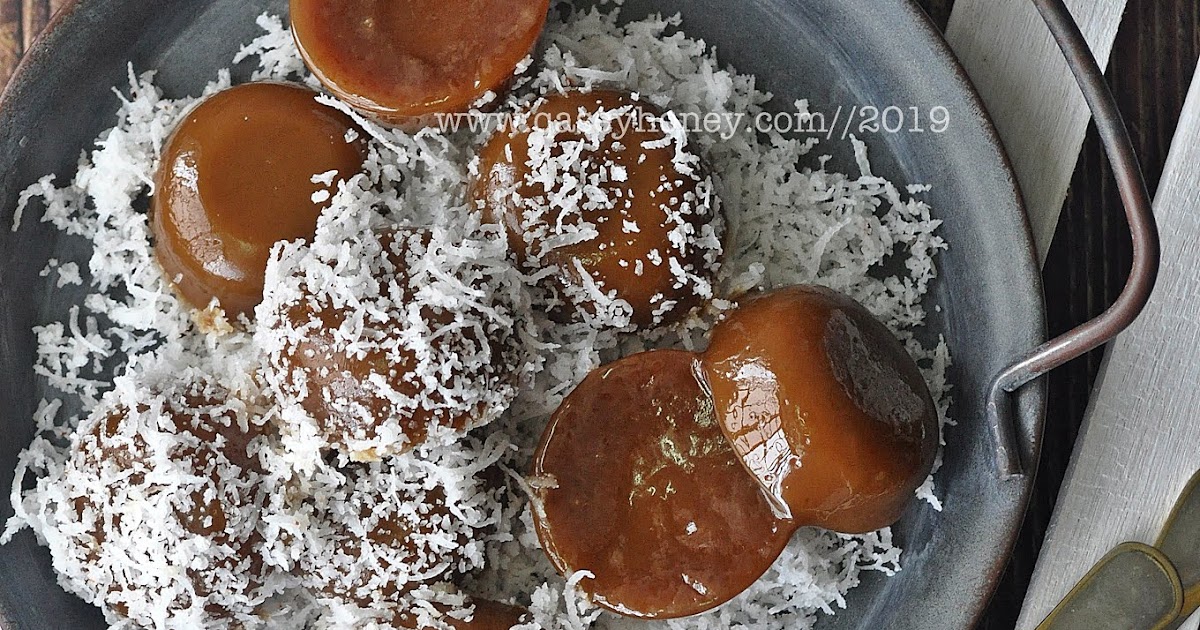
[
  {"x1": 1156, "y1": 470, "x2": 1200, "y2": 626},
  {"x1": 1037, "y1": 542, "x2": 1183, "y2": 630}
]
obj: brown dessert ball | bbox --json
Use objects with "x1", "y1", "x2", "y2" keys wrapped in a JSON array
[
  {"x1": 472, "y1": 89, "x2": 723, "y2": 330},
  {"x1": 699, "y1": 285, "x2": 939, "y2": 534},
  {"x1": 280, "y1": 455, "x2": 506, "y2": 610},
  {"x1": 290, "y1": 0, "x2": 550, "y2": 127},
  {"x1": 392, "y1": 599, "x2": 531, "y2": 630},
  {"x1": 445, "y1": 600, "x2": 530, "y2": 629},
  {"x1": 152, "y1": 82, "x2": 365, "y2": 319},
  {"x1": 256, "y1": 228, "x2": 534, "y2": 460},
  {"x1": 531, "y1": 350, "x2": 795, "y2": 619},
  {"x1": 52, "y1": 373, "x2": 275, "y2": 628}
]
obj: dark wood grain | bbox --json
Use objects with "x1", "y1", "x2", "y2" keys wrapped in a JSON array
[
  {"x1": 0, "y1": 0, "x2": 20, "y2": 85},
  {"x1": 0, "y1": 0, "x2": 1195, "y2": 628},
  {"x1": 0, "y1": 0, "x2": 69, "y2": 85},
  {"x1": 19, "y1": 0, "x2": 48, "y2": 51},
  {"x1": 24, "y1": 0, "x2": 67, "y2": 45},
  {"x1": 919, "y1": 0, "x2": 955, "y2": 31}
]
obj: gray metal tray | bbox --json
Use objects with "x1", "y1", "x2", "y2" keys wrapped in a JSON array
[{"x1": 0, "y1": 0, "x2": 1048, "y2": 627}]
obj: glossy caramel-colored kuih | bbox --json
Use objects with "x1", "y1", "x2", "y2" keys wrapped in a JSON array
[
  {"x1": 290, "y1": 0, "x2": 550, "y2": 127},
  {"x1": 700, "y1": 285, "x2": 939, "y2": 534},
  {"x1": 532, "y1": 349, "x2": 796, "y2": 619},
  {"x1": 152, "y1": 82, "x2": 365, "y2": 319},
  {"x1": 472, "y1": 90, "x2": 721, "y2": 329}
]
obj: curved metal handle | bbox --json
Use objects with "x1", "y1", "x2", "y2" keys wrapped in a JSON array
[{"x1": 987, "y1": 0, "x2": 1162, "y2": 478}]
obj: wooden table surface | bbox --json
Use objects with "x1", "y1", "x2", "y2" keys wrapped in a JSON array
[{"x1": 1, "y1": 1, "x2": 1197, "y2": 628}]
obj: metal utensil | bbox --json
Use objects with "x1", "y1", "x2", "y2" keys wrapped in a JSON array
[
  {"x1": 987, "y1": 0, "x2": 1161, "y2": 478},
  {"x1": 1037, "y1": 542, "x2": 1183, "y2": 630},
  {"x1": 1157, "y1": 470, "x2": 1200, "y2": 627}
]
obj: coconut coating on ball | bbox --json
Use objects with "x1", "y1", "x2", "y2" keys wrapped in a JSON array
[
  {"x1": 47, "y1": 372, "x2": 277, "y2": 628},
  {"x1": 256, "y1": 226, "x2": 537, "y2": 461},
  {"x1": 265, "y1": 444, "x2": 508, "y2": 611}
]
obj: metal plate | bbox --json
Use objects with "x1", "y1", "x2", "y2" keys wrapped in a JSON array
[{"x1": 0, "y1": 0, "x2": 1047, "y2": 628}]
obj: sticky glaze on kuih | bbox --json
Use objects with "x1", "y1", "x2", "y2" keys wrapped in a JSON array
[
  {"x1": 700, "y1": 285, "x2": 939, "y2": 534},
  {"x1": 152, "y1": 82, "x2": 365, "y2": 320},
  {"x1": 532, "y1": 349, "x2": 796, "y2": 619},
  {"x1": 290, "y1": 0, "x2": 550, "y2": 126}
]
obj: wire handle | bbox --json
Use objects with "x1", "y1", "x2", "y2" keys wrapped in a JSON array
[{"x1": 987, "y1": 0, "x2": 1161, "y2": 478}]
